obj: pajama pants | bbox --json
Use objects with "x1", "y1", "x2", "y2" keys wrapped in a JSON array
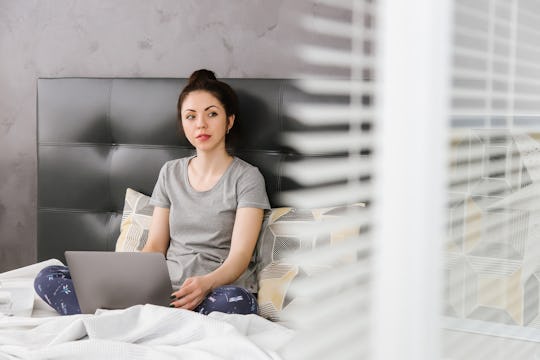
[{"x1": 34, "y1": 265, "x2": 258, "y2": 316}]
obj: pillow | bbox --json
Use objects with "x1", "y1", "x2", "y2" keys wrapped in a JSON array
[
  {"x1": 115, "y1": 188, "x2": 154, "y2": 252},
  {"x1": 255, "y1": 204, "x2": 364, "y2": 322}
]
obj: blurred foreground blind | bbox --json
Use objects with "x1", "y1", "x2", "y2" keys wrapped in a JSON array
[
  {"x1": 277, "y1": 1, "x2": 374, "y2": 359},
  {"x1": 445, "y1": 0, "x2": 540, "y2": 359}
]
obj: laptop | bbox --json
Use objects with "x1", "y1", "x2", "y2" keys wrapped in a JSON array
[{"x1": 65, "y1": 251, "x2": 173, "y2": 314}]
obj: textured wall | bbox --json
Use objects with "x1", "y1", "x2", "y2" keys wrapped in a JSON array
[{"x1": 0, "y1": 0, "x2": 347, "y2": 271}]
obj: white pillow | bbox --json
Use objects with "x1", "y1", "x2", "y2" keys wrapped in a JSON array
[{"x1": 115, "y1": 188, "x2": 154, "y2": 252}]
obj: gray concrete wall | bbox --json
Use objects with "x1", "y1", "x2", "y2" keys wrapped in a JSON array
[{"x1": 0, "y1": 0, "x2": 347, "y2": 271}]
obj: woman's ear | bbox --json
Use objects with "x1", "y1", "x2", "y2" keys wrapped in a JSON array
[{"x1": 227, "y1": 114, "x2": 235, "y2": 132}]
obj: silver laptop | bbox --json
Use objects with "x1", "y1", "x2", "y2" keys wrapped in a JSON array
[{"x1": 65, "y1": 251, "x2": 173, "y2": 314}]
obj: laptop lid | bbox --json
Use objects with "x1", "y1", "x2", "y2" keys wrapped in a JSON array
[{"x1": 65, "y1": 251, "x2": 173, "y2": 314}]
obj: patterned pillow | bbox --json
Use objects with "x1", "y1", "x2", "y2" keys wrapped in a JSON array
[
  {"x1": 256, "y1": 204, "x2": 363, "y2": 321},
  {"x1": 115, "y1": 188, "x2": 154, "y2": 252}
]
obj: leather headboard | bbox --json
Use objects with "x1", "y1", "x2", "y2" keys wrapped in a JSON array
[{"x1": 37, "y1": 77, "x2": 324, "y2": 263}]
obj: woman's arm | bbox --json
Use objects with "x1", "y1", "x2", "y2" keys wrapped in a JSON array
[
  {"x1": 142, "y1": 207, "x2": 171, "y2": 255},
  {"x1": 206, "y1": 207, "x2": 264, "y2": 287},
  {"x1": 170, "y1": 207, "x2": 264, "y2": 309}
]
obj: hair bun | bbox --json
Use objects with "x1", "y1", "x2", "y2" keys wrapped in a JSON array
[{"x1": 188, "y1": 69, "x2": 217, "y2": 85}]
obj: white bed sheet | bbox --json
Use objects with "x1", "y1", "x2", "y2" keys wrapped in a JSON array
[{"x1": 0, "y1": 261, "x2": 294, "y2": 360}]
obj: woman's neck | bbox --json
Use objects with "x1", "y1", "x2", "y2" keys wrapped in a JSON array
[
  {"x1": 187, "y1": 150, "x2": 234, "y2": 192},
  {"x1": 191, "y1": 150, "x2": 233, "y2": 176}
]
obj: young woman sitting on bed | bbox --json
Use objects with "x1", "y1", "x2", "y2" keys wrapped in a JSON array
[{"x1": 34, "y1": 69, "x2": 270, "y2": 316}]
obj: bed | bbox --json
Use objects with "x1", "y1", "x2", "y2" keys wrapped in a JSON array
[{"x1": 0, "y1": 77, "x2": 344, "y2": 359}]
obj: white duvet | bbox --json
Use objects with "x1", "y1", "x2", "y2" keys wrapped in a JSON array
[{"x1": 0, "y1": 261, "x2": 294, "y2": 360}]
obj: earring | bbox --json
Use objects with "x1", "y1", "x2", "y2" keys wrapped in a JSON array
[{"x1": 227, "y1": 128, "x2": 230, "y2": 134}]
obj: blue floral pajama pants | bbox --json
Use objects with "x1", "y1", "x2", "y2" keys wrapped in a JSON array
[{"x1": 34, "y1": 265, "x2": 258, "y2": 316}]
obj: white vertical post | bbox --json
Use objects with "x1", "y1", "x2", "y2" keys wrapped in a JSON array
[{"x1": 372, "y1": 0, "x2": 452, "y2": 360}]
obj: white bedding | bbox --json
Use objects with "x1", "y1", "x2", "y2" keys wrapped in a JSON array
[{"x1": 0, "y1": 261, "x2": 294, "y2": 360}]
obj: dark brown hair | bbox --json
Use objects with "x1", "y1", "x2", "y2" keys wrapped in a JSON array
[
  {"x1": 177, "y1": 70, "x2": 240, "y2": 150},
  {"x1": 177, "y1": 69, "x2": 239, "y2": 122}
]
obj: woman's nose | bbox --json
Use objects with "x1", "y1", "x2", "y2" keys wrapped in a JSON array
[{"x1": 195, "y1": 116, "x2": 207, "y2": 128}]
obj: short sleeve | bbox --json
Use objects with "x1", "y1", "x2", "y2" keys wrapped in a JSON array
[
  {"x1": 150, "y1": 162, "x2": 171, "y2": 208},
  {"x1": 237, "y1": 167, "x2": 271, "y2": 210}
]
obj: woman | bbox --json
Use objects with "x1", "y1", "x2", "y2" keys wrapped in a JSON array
[
  {"x1": 144, "y1": 69, "x2": 270, "y2": 314},
  {"x1": 34, "y1": 69, "x2": 270, "y2": 316}
]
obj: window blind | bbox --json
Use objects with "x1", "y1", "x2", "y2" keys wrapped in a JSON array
[
  {"x1": 277, "y1": 1, "x2": 374, "y2": 359},
  {"x1": 279, "y1": 0, "x2": 540, "y2": 358},
  {"x1": 445, "y1": 0, "x2": 540, "y2": 359}
]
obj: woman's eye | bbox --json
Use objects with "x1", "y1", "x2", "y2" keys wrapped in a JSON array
[
  {"x1": 186, "y1": 114, "x2": 195, "y2": 120},
  {"x1": 208, "y1": 111, "x2": 218, "y2": 117}
]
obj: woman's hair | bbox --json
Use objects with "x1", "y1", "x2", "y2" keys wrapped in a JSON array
[
  {"x1": 177, "y1": 69, "x2": 239, "y2": 121},
  {"x1": 177, "y1": 70, "x2": 240, "y2": 150}
]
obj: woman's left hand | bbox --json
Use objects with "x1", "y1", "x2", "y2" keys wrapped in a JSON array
[{"x1": 169, "y1": 275, "x2": 213, "y2": 310}]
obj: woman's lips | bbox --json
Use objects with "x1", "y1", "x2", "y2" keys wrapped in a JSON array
[{"x1": 197, "y1": 134, "x2": 211, "y2": 141}]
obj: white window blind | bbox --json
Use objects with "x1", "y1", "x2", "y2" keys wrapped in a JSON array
[
  {"x1": 277, "y1": 0, "x2": 451, "y2": 359},
  {"x1": 445, "y1": 0, "x2": 540, "y2": 359},
  {"x1": 277, "y1": 1, "x2": 375, "y2": 359},
  {"x1": 278, "y1": 0, "x2": 540, "y2": 358}
]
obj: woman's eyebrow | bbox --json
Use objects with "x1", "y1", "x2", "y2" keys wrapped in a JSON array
[{"x1": 184, "y1": 105, "x2": 219, "y2": 113}]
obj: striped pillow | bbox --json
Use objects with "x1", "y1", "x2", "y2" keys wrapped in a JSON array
[
  {"x1": 115, "y1": 188, "x2": 154, "y2": 252},
  {"x1": 256, "y1": 205, "x2": 363, "y2": 321}
]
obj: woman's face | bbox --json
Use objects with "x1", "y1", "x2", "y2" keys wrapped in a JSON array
[{"x1": 180, "y1": 90, "x2": 234, "y2": 152}]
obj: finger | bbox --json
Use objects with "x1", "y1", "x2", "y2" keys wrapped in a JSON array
[
  {"x1": 180, "y1": 298, "x2": 202, "y2": 311},
  {"x1": 181, "y1": 277, "x2": 194, "y2": 288},
  {"x1": 169, "y1": 291, "x2": 188, "y2": 306},
  {"x1": 171, "y1": 293, "x2": 198, "y2": 308},
  {"x1": 169, "y1": 297, "x2": 186, "y2": 308},
  {"x1": 172, "y1": 288, "x2": 199, "y2": 305},
  {"x1": 172, "y1": 282, "x2": 195, "y2": 300}
]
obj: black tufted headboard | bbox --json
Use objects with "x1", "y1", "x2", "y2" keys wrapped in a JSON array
[{"x1": 37, "y1": 77, "x2": 330, "y2": 263}]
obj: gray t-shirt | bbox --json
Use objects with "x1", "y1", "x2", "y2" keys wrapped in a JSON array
[{"x1": 150, "y1": 155, "x2": 270, "y2": 293}]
